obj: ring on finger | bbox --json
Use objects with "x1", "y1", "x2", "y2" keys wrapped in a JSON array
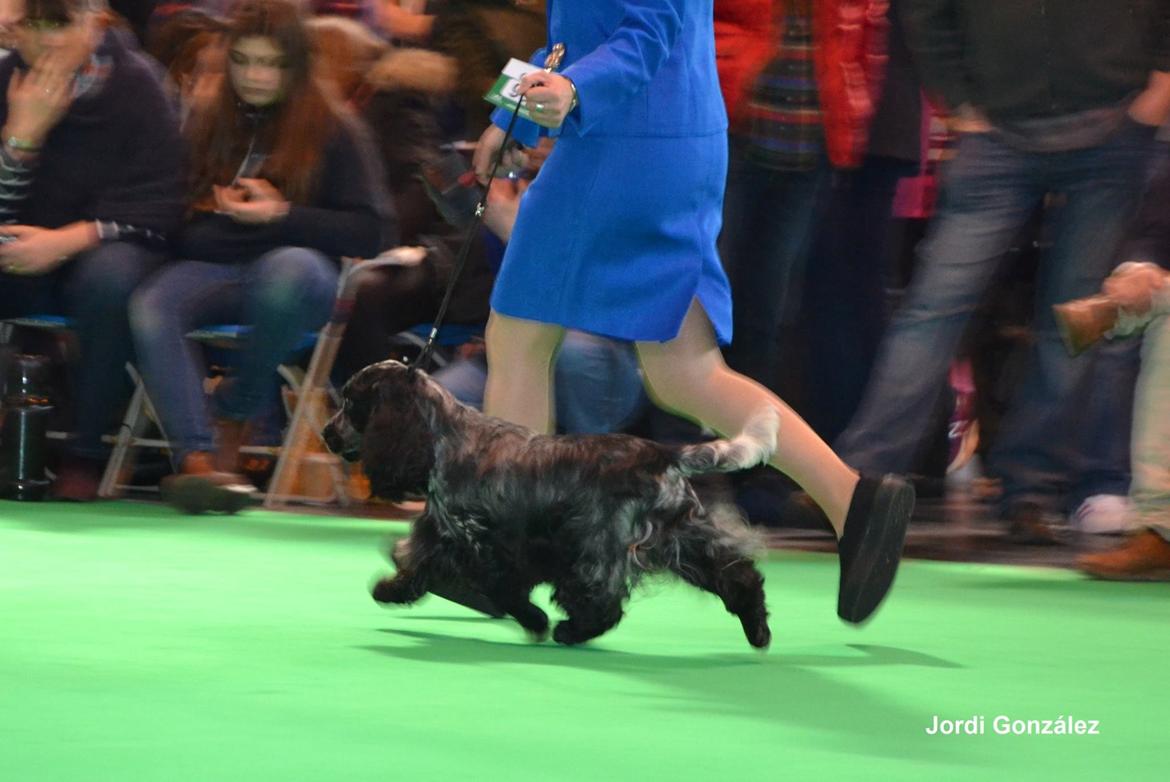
[{"x1": 534, "y1": 102, "x2": 545, "y2": 112}]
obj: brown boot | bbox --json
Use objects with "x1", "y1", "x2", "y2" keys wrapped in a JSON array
[
  {"x1": 1077, "y1": 529, "x2": 1170, "y2": 581},
  {"x1": 160, "y1": 451, "x2": 255, "y2": 515},
  {"x1": 214, "y1": 418, "x2": 248, "y2": 473}
]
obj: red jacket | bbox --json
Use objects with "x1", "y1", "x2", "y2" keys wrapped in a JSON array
[{"x1": 715, "y1": 0, "x2": 889, "y2": 168}]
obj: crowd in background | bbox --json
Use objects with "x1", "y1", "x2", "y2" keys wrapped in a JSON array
[{"x1": 1, "y1": 0, "x2": 1169, "y2": 579}]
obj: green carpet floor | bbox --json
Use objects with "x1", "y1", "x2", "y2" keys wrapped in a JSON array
[{"x1": 1, "y1": 501, "x2": 1166, "y2": 781}]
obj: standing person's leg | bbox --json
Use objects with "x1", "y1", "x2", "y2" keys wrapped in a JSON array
[
  {"x1": 62, "y1": 242, "x2": 165, "y2": 462},
  {"x1": 483, "y1": 310, "x2": 566, "y2": 433},
  {"x1": 989, "y1": 122, "x2": 1155, "y2": 523},
  {"x1": 719, "y1": 144, "x2": 831, "y2": 389},
  {"x1": 803, "y1": 156, "x2": 917, "y2": 442},
  {"x1": 835, "y1": 134, "x2": 1044, "y2": 474},
  {"x1": 636, "y1": 300, "x2": 914, "y2": 623},
  {"x1": 1077, "y1": 313, "x2": 1170, "y2": 579},
  {"x1": 1130, "y1": 314, "x2": 1170, "y2": 525}
]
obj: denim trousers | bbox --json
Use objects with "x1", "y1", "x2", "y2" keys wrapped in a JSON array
[
  {"x1": 432, "y1": 330, "x2": 648, "y2": 435},
  {"x1": 835, "y1": 120, "x2": 1156, "y2": 511},
  {"x1": 129, "y1": 247, "x2": 337, "y2": 464},
  {"x1": 0, "y1": 241, "x2": 164, "y2": 460}
]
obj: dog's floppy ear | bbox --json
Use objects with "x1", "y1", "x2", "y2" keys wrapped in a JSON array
[{"x1": 360, "y1": 373, "x2": 437, "y2": 502}]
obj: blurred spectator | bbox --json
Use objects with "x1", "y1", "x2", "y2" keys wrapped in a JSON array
[
  {"x1": 836, "y1": 0, "x2": 1170, "y2": 544},
  {"x1": 107, "y1": 0, "x2": 154, "y2": 42},
  {"x1": 374, "y1": 0, "x2": 545, "y2": 139},
  {"x1": 308, "y1": 19, "x2": 494, "y2": 378},
  {"x1": 801, "y1": 0, "x2": 921, "y2": 443},
  {"x1": 1078, "y1": 167, "x2": 1170, "y2": 579},
  {"x1": 716, "y1": 0, "x2": 889, "y2": 391},
  {"x1": 0, "y1": 0, "x2": 184, "y2": 499},
  {"x1": 144, "y1": 8, "x2": 225, "y2": 121},
  {"x1": 129, "y1": 0, "x2": 395, "y2": 513}
]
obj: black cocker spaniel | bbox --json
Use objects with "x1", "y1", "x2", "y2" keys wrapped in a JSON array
[{"x1": 323, "y1": 360, "x2": 779, "y2": 648}]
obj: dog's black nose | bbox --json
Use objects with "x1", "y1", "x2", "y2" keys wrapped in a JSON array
[{"x1": 322, "y1": 419, "x2": 362, "y2": 462}]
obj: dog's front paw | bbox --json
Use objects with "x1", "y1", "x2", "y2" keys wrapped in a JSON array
[{"x1": 371, "y1": 575, "x2": 415, "y2": 604}]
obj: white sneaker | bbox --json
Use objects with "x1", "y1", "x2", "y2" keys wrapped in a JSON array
[{"x1": 1071, "y1": 495, "x2": 1135, "y2": 535}]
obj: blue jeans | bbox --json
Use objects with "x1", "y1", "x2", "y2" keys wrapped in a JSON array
[
  {"x1": 0, "y1": 241, "x2": 164, "y2": 460},
  {"x1": 719, "y1": 142, "x2": 832, "y2": 388},
  {"x1": 129, "y1": 247, "x2": 337, "y2": 464},
  {"x1": 433, "y1": 331, "x2": 648, "y2": 435},
  {"x1": 836, "y1": 120, "x2": 1156, "y2": 511}
]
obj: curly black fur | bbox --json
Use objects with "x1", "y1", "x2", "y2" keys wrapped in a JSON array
[{"x1": 323, "y1": 360, "x2": 780, "y2": 649}]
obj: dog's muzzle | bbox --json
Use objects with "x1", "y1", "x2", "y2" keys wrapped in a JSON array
[{"x1": 322, "y1": 411, "x2": 362, "y2": 462}]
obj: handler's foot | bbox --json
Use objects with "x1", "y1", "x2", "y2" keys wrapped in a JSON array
[{"x1": 837, "y1": 474, "x2": 914, "y2": 624}]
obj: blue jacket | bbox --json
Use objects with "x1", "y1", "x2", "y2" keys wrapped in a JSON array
[{"x1": 495, "y1": 0, "x2": 727, "y2": 145}]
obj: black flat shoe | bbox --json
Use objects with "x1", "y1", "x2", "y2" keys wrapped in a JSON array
[
  {"x1": 161, "y1": 473, "x2": 255, "y2": 515},
  {"x1": 837, "y1": 474, "x2": 915, "y2": 624}
]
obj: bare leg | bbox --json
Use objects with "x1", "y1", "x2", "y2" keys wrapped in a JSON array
[
  {"x1": 483, "y1": 310, "x2": 567, "y2": 433},
  {"x1": 637, "y1": 300, "x2": 859, "y2": 535}
]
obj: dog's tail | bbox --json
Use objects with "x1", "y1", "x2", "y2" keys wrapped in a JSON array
[{"x1": 675, "y1": 408, "x2": 779, "y2": 477}]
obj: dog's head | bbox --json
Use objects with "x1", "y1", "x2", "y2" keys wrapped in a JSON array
[{"x1": 323, "y1": 360, "x2": 444, "y2": 501}]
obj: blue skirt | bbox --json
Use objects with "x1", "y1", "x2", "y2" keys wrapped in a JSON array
[{"x1": 490, "y1": 131, "x2": 733, "y2": 345}]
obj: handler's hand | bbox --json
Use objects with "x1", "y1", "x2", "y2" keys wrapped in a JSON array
[{"x1": 519, "y1": 72, "x2": 576, "y2": 129}]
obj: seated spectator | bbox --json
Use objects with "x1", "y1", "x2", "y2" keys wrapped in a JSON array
[
  {"x1": 306, "y1": 18, "x2": 495, "y2": 378},
  {"x1": 129, "y1": 0, "x2": 395, "y2": 513},
  {"x1": 373, "y1": 0, "x2": 545, "y2": 138},
  {"x1": 1078, "y1": 165, "x2": 1170, "y2": 580},
  {"x1": 143, "y1": 8, "x2": 225, "y2": 123},
  {"x1": 434, "y1": 331, "x2": 648, "y2": 435},
  {"x1": 0, "y1": 0, "x2": 184, "y2": 499}
]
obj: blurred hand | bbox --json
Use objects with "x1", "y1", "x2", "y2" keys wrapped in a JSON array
[
  {"x1": 518, "y1": 72, "x2": 575, "y2": 129},
  {"x1": 482, "y1": 177, "x2": 529, "y2": 242},
  {"x1": 473, "y1": 125, "x2": 505, "y2": 183},
  {"x1": 378, "y1": 2, "x2": 434, "y2": 42},
  {"x1": 1104, "y1": 262, "x2": 1170, "y2": 313},
  {"x1": 948, "y1": 103, "x2": 992, "y2": 135},
  {"x1": 214, "y1": 178, "x2": 290, "y2": 224},
  {"x1": 1128, "y1": 71, "x2": 1170, "y2": 127},
  {"x1": 5, "y1": 53, "x2": 77, "y2": 145},
  {"x1": 0, "y1": 225, "x2": 77, "y2": 276}
]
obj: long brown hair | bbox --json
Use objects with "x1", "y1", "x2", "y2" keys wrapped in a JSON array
[{"x1": 186, "y1": 0, "x2": 343, "y2": 207}]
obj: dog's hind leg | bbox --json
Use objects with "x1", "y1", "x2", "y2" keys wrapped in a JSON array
[
  {"x1": 550, "y1": 578, "x2": 628, "y2": 646},
  {"x1": 670, "y1": 525, "x2": 771, "y2": 649},
  {"x1": 485, "y1": 572, "x2": 549, "y2": 640}
]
